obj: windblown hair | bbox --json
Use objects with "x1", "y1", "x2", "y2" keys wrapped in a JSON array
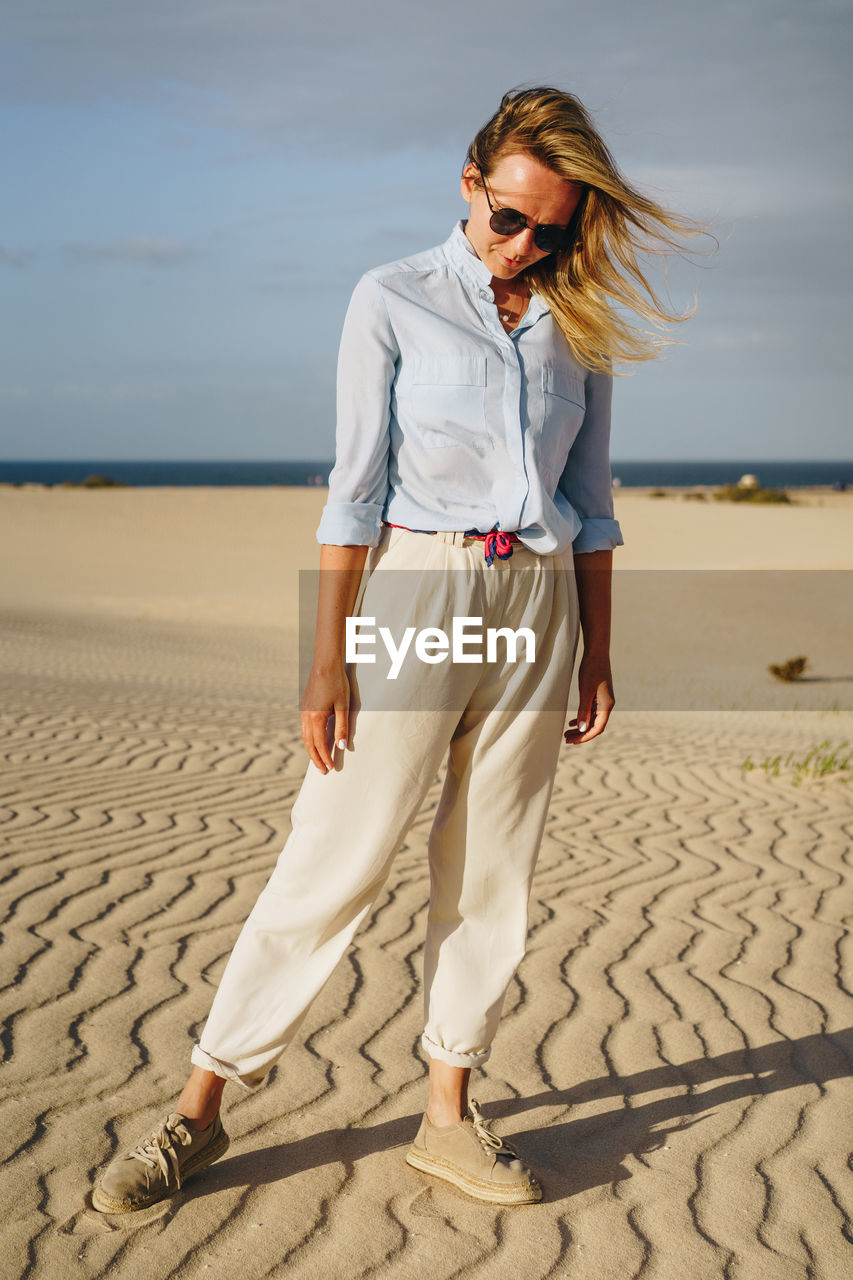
[{"x1": 466, "y1": 86, "x2": 712, "y2": 373}]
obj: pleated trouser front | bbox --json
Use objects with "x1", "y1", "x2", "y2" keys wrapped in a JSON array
[{"x1": 191, "y1": 524, "x2": 580, "y2": 1088}]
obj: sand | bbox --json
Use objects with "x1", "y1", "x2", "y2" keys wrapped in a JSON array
[{"x1": 1, "y1": 485, "x2": 851, "y2": 1280}]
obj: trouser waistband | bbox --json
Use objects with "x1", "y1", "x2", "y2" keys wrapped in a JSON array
[{"x1": 382, "y1": 521, "x2": 520, "y2": 564}]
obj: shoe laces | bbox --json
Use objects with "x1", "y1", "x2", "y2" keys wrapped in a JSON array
[
  {"x1": 130, "y1": 1114, "x2": 194, "y2": 1190},
  {"x1": 468, "y1": 1099, "x2": 522, "y2": 1162}
]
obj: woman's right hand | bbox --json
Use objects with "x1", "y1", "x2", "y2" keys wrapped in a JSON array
[
  {"x1": 303, "y1": 542, "x2": 370, "y2": 773},
  {"x1": 300, "y1": 661, "x2": 352, "y2": 773}
]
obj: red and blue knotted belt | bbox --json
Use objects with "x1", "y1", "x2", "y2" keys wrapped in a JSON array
[{"x1": 383, "y1": 521, "x2": 520, "y2": 566}]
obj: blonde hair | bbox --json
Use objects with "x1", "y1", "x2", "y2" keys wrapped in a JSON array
[{"x1": 466, "y1": 86, "x2": 712, "y2": 373}]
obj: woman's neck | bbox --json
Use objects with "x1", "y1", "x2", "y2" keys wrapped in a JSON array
[
  {"x1": 491, "y1": 277, "x2": 530, "y2": 333},
  {"x1": 490, "y1": 276, "x2": 529, "y2": 300}
]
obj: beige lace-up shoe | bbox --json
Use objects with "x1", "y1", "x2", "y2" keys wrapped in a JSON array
[
  {"x1": 406, "y1": 1099, "x2": 542, "y2": 1204},
  {"x1": 92, "y1": 1112, "x2": 229, "y2": 1213}
]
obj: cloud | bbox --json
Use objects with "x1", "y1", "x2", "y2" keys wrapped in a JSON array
[
  {"x1": 3, "y1": 0, "x2": 849, "y2": 159},
  {"x1": 632, "y1": 162, "x2": 853, "y2": 222},
  {"x1": 53, "y1": 380, "x2": 168, "y2": 403},
  {"x1": 0, "y1": 246, "x2": 33, "y2": 267},
  {"x1": 64, "y1": 237, "x2": 195, "y2": 266}
]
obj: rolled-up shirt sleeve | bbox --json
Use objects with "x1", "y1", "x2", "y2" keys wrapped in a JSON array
[
  {"x1": 316, "y1": 273, "x2": 399, "y2": 546},
  {"x1": 557, "y1": 367, "x2": 624, "y2": 554}
]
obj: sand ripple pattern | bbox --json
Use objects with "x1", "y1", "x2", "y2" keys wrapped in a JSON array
[{"x1": 1, "y1": 610, "x2": 851, "y2": 1280}]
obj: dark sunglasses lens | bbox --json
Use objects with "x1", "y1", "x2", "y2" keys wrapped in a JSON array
[
  {"x1": 489, "y1": 209, "x2": 527, "y2": 237},
  {"x1": 533, "y1": 226, "x2": 566, "y2": 253}
]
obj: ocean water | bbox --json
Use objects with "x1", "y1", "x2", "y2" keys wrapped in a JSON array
[
  {"x1": 0, "y1": 459, "x2": 850, "y2": 489},
  {"x1": 0, "y1": 460, "x2": 333, "y2": 488}
]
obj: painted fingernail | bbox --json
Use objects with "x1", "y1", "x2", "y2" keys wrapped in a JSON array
[
  {"x1": 579, "y1": 721, "x2": 587, "y2": 732},
  {"x1": 337, "y1": 738, "x2": 347, "y2": 750}
]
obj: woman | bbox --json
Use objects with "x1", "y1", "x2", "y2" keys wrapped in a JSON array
[{"x1": 93, "y1": 86, "x2": 700, "y2": 1212}]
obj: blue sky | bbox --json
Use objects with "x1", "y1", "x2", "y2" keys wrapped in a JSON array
[{"x1": 2, "y1": 0, "x2": 851, "y2": 461}]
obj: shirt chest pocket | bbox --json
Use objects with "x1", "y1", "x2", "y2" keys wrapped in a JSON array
[
  {"x1": 535, "y1": 371, "x2": 589, "y2": 488},
  {"x1": 542, "y1": 366, "x2": 585, "y2": 415},
  {"x1": 407, "y1": 355, "x2": 491, "y2": 451},
  {"x1": 538, "y1": 366, "x2": 586, "y2": 476}
]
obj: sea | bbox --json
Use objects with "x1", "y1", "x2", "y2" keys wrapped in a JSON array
[{"x1": 0, "y1": 459, "x2": 850, "y2": 489}]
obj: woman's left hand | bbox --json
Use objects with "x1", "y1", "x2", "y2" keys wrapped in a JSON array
[{"x1": 564, "y1": 651, "x2": 615, "y2": 744}]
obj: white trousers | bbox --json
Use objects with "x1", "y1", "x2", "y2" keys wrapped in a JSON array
[{"x1": 191, "y1": 525, "x2": 579, "y2": 1088}]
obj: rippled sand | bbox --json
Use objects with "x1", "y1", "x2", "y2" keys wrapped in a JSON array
[{"x1": 2, "y1": 487, "x2": 851, "y2": 1279}]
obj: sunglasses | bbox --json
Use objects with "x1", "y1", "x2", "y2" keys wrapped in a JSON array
[{"x1": 478, "y1": 167, "x2": 575, "y2": 254}]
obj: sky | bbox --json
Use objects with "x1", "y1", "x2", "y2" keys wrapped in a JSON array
[{"x1": 1, "y1": 0, "x2": 851, "y2": 462}]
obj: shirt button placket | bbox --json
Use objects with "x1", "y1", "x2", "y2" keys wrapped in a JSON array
[
  {"x1": 472, "y1": 273, "x2": 528, "y2": 531},
  {"x1": 502, "y1": 339, "x2": 529, "y2": 529}
]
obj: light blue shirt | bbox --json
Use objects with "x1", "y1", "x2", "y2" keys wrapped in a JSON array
[{"x1": 316, "y1": 222, "x2": 624, "y2": 556}]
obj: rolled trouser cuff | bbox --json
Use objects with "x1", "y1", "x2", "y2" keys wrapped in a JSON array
[
  {"x1": 190, "y1": 1043, "x2": 267, "y2": 1092},
  {"x1": 421, "y1": 1033, "x2": 492, "y2": 1069}
]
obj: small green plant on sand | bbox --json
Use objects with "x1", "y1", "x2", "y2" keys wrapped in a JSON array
[
  {"x1": 713, "y1": 483, "x2": 791, "y2": 504},
  {"x1": 60, "y1": 473, "x2": 129, "y2": 488},
  {"x1": 741, "y1": 740, "x2": 851, "y2": 785},
  {"x1": 769, "y1": 655, "x2": 808, "y2": 682}
]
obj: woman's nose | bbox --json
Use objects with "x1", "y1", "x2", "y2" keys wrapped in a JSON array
[{"x1": 508, "y1": 227, "x2": 536, "y2": 257}]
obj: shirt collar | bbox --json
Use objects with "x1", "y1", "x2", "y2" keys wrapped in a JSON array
[
  {"x1": 444, "y1": 220, "x2": 492, "y2": 289},
  {"x1": 443, "y1": 220, "x2": 551, "y2": 324}
]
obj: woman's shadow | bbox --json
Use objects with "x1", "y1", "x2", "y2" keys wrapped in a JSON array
[{"x1": 179, "y1": 1026, "x2": 852, "y2": 1207}]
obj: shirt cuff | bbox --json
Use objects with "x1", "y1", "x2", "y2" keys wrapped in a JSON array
[
  {"x1": 315, "y1": 500, "x2": 385, "y2": 547},
  {"x1": 571, "y1": 517, "x2": 624, "y2": 554}
]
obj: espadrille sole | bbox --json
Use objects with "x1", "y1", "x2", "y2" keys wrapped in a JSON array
[{"x1": 406, "y1": 1146, "x2": 542, "y2": 1204}]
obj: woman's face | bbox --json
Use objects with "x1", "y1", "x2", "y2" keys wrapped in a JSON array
[{"x1": 461, "y1": 151, "x2": 584, "y2": 282}]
